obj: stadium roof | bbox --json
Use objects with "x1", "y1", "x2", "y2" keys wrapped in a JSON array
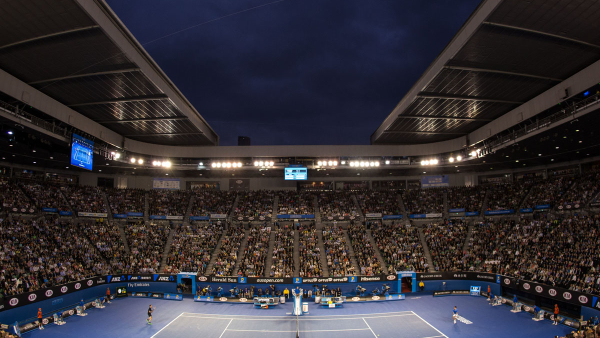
[
  {"x1": 372, "y1": 0, "x2": 600, "y2": 145},
  {"x1": 0, "y1": 0, "x2": 218, "y2": 146}
]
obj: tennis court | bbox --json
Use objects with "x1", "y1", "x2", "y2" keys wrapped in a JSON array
[{"x1": 150, "y1": 311, "x2": 447, "y2": 338}]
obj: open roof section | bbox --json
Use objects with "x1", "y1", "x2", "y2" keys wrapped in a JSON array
[
  {"x1": 0, "y1": 0, "x2": 218, "y2": 146},
  {"x1": 372, "y1": 0, "x2": 600, "y2": 145}
]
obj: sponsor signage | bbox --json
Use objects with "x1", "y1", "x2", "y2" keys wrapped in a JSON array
[
  {"x1": 382, "y1": 215, "x2": 403, "y2": 220},
  {"x1": 433, "y1": 290, "x2": 470, "y2": 296},
  {"x1": 409, "y1": 214, "x2": 426, "y2": 219},
  {"x1": 190, "y1": 216, "x2": 210, "y2": 221},
  {"x1": 235, "y1": 216, "x2": 272, "y2": 222},
  {"x1": 421, "y1": 175, "x2": 449, "y2": 188},
  {"x1": 364, "y1": 213, "x2": 383, "y2": 218},
  {"x1": 535, "y1": 204, "x2": 551, "y2": 210},
  {"x1": 449, "y1": 208, "x2": 465, "y2": 213},
  {"x1": 42, "y1": 208, "x2": 58, "y2": 213},
  {"x1": 276, "y1": 214, "x2": 316, "y2": 219},
  {"x1": 59, "y1": 211, "x2": 72, "y2": 216},
  {"x1": 113, "y1": 214, "x2": 127, "y2": 219},
  {"x1": 196, "y1": 275, "x2": 396, "y2": 284},
  {"x1": 484, "y1": 209, "x2": 514, "y2": 215},
  {"x1": 465, "y1": 211, "x2": 480, "y2": 216},
  {"x1": 149, "y1": 215, "x2": 184, "y2": 220},
  {"x1": 520, "y1": 208, "x2": 533, "y2": 213},
  {"x1": 210, "y1": 214, "x2": 228, "y2": 219},
  {"x1": 416, "y1": 272, "x2": 496, "y2": 282},
  {"x1": 78, "y1": 212, "x2": 108, "y2": 218},
  {"x1": 127, "y1": 212, "x2": 144, "y2": 217},
  {"x1": 164, "y1": 293, "x2": 182, "y2": 300},
  {"x1": 426, "y1": 213, "x2": 443, "y2": 218}
]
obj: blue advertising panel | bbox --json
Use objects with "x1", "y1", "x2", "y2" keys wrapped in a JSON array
[
  {"x1": 449, "y1": 208, "x2": 465, "y2": 213},
  {"x1": 520, "y1": 208, "x2": 533, "y2": 213},
  {"x1": 382, "y1": 215, "x2": 403, "y2": 220},
  {"x1": 421, "y1": 175, "x2": 449, "y2": 188},
  {"x1": 465, "y1": 211, "x2": 479, "y2": 216},
  {"x1": 284, "y1": 167, "x2": 307, "y2": 180},
  {"x1": 535, "y1": 204, "x2": 551, "y2": 210},
  {"x1": 484, "y1": 209, "x2": 515, "y2": 215},
  {"x1": 71, "y1": 134, "x2": 94, "y2": 171}
]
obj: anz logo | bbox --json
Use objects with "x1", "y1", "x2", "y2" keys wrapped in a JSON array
[{"x1": 157, "y1": 276, "x2": 174, "y2": 282}]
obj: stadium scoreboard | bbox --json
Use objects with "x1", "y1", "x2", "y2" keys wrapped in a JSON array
[
  {"x1": 71, "y1": 133, "x2": 94, "y2": 171},
  {"x1": 285, "y1": 166, "x2": 307, "y2": 180}
]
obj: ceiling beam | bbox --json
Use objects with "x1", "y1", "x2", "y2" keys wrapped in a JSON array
[
  {"x1": 124, "y1": 132, "x2": 204, "y2": 137},
  {"x1": 443, "y1": 65, "x2": 564, "y2": 82},
  {"x1": 0, "y1": 26, "x2": 100, "y2": 50},
  {"x1": 482, "y1": 22, "x2": 600, "y2": 50},
  {"x1": 417, "y1": 92, "x2": 524, "y2": 105},
  {"x1": 98, "y1": 116, "x2": 188, "y2": 124},
  {"x1": 397, "y1": 115, "x2": 492, "y2": 122},
  {"x1": 28, "y1": 66, "x2": 140, "y2": 85},
  {"x1": 383, "y1": 130, "x2": 467, "y2": 135},
  {"x1": 68, "y1": 94, "x2": 168, "y2": 107}
]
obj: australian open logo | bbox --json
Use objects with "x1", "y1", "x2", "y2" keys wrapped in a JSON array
[
  {"x1": 387, "y1": 275, "x2": 396, "y2": 280},
  {"x1": 535, "y1": 286, "x2": 543, "y2": 293},
  {"x1": 239, "y1": 298, "x2": 248, "y2": 302},
  {"x1": 60, "y1": 286, "x2": 68, "y2": 293},
  {"x1": 220, "y1": 297, "x2": 228, "y2": 302},
  {"x1": 198, "y1": 276, "x2": 207, "y2": 282},
  {"x1": 28, "y1": 294, "x2": 37, "y2": 302},
  {"x1": 523, "y1": 283, "x2": 530, "y2": 290},
  {"x1": 372, "y1": 296, "x2": 380, "y2": 300},
  {"x1": 87, "y1": 280, "x2": 93, "y2": 287},
  {"x1": 42, "y1": 319, "x2": 49, "y2": 325},
  {"x1": 352, "y1": 297, "x2": 360, "y2": 301},
  {"x1": 75, "y1": 283, "x2": 81, "y2": 290},
  {"x1": 9, "y1": 298, "x2": 18, "y2": 306},
  {"x1": 45, "y1": 290, "x2": 53, "y2": 297},
  {"x1": 69, "y1": 310, "x2": 74, "y2": 315},
  {"x1": 504, "y1": 278, "x2": 510, "y2": 285},
  {"x1": 524, "y1": 306, "x2": 530, "y2": 312},
  {"x1": 578, "y1": 295, "x2": 588, "y2": 304},
  {"x1": 563, "y1": 292, "x2": 572, "y2": 300},
  {"x1": 549, "y1": 289, "x2": 557, "y2": 297}
]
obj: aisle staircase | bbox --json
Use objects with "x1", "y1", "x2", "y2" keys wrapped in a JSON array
[
  {"x1": 118, "y1": 223, "x2": 130, "y2": 254},
  {"x1": 398, "y1": 194, "x2": 410, "y2": 223},
  {"x1": 462, "y1": 225, "x2": 475, "y2": 252},
  {"x1": 366, "y1": 229, "x2": 389, "y2": 274},
  {"x1": 443, "y1": 190, "x2": 449, "y2": 219},
  {"x1": 342, "y1": 229, "x2": 361, "y2": 275},
  {"x1": 293, "y1": 227, "x2": 300, "y2": 276},
  {"x1": 417, "y1": 226, "x2": 435, "y2": 272},
  {"x1": 314, "y1": 195, "x2": 321, "y2": 223},
  {"x1": 228, "y1": 194, "x2": 240, "y2": 223},
  {"x1": 232, "y1": 229, "x2": 250, "y2": 276},
  {"x1": 264, "y1": 229, "x2": 276, "y2": 277},
  {"x1": 479, "y1": 190, "x2": 490, "y2": 220},
  {"x1": 204, "y1": 231, "x2": 226, "y2": 276},
  {"x1": 351, "y1": 194, "x2": 364, "y2": 219},
  {"x1": 159, "y1": 225, "x2": 176, "y2": 272},
  {"x1": 58, "y1": 189, "x2": 74, "y2": 217},
  {"x1": 273, "y1": 195, "x2": 279, "y2": 218},
  {"x1": 101, "y1": 190, "x2": 112, "y2": 221},
  {"x1": 317, "y1": 228, "x2": 329, "y2": 276},
  {"x1": 185, "y1": 195, "x2": 195, "y2": 224}
]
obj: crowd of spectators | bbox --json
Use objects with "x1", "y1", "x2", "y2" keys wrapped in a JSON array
[
  {"x1": 20, "y1": 182, "x2": 64, "y2": 211},
  {"x1": 164, "y1": 223, "x2": 222, "y2": 274},
  {"x1": 557, "y1": 171, "x2": 600, "y2": 209},
  {"x1": 270, "y1": 225, "x2": 294, "y2": 277},
  {"x1": 277, "y1": 191, "x2": 314, "y2": 215},
  {"x1": 190, "y1": 190, "x2": 236, "y2": 216},
  {"x1": 318, "y1": 191, "x2": 359, "y2": 218},
  {"x1": 0, "y1": 178, "x2": 34, "y2": 213},
  {"x1": 238, "y1": 226, "x2": 271, "y2": 277},
  {"x1": 233, "y1": 191, "x2": 274, "y2": 219},
  {"x1": 149, "y1": 190, "x2": 190, "y2": 216},
  {"x1": 124, "y1": 222, "x2": 169, "y2": 273},
  {"x1": 322, "y1": 225, "x2": 354, "y2": 276},
  {"x1": 402, "y1": 188, "x2": 444, "y2": 214},
  {"x1": 461, "y1": 220, "x2": 515, "y2": 272},
  {"x1": 81, "y1": 220, "x2": 129, "y2": 274},
  {"x1": 211, "y1": 226, "x2": 245, "y2": 276},
  {"x1": 486, "y1": 182, "x2": 533, "y2": 211},
  {"x1": 63, "y1": 185, "x2": 107, "y2": 214},
  {"x1": 372, "y1": 223, "x2": 426, "y2": 272},
  {"x1": 298, "y1": 223, "x2": 322, "y2": 277},
  {"x1": 105, "y1": 188, "x2": 145, "y2": 215},
  {"x1": 0, "y1": 217, "x2": 106, "y2": 297},
  {"x1": 347, "y1": 223, "x2": 383, "y2": 275},
  {"x1": 355, "y1": 190, "x2": 401, "y2": 216},
  {"x1": 522, "y1": 176, "x2": 575, "y2": 208},
  {"x1": 447, "y1": 186, "x2": 486, "y2": 212},
  {"x1": 424, "y1": 222, "x2": 468, "y2": 271}
]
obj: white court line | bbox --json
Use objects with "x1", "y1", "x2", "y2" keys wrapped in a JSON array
[
  {"x1": 227, "y1": 328, "x2": 371, "y2": 333},
  {"x1": 218, "y1": 319, "x2": 233, "y2": 338},
  {"x1": 179, "y1": 310, "x2": 413, "y2": 318},
  {"x1": 150, "y1": 312, "x2": 183, "y2": 338},
  {"x1": 421, "y1": 336, "x2": 445, "y2": 338},
  {"x1": 179, "y1": 313, "x2": 415, "y2": 321},
  {"x1": 410, "y1": 311, "x2": 449, "y2": 338},
  {"x1": 362, "y1": 318, "x2": 378, "y2": 338}
]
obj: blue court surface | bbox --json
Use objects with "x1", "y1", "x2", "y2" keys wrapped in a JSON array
[{"x1": 23, "y1": 294, "x2": 574, "y2": 338}]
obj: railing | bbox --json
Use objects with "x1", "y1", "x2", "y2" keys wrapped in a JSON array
[
  {"x1": 0, "y1": 99, "x2": 71, "y2": 139},
  {"x1": 487, "y1": 92, "x2": 600, "y2": 150}
]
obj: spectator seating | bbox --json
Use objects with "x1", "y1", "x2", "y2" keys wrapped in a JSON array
[
  {"x1": 424, "y1": 222, "x2": 468, "y2": 271},
  {"x1": 82, "y1": 220, "x2": 129, "y2": 274},
  {"x1": 19, "y1": 181, "x2": 64, "y2": 211},
  {"x1": 298, "y1": 223, "x2": 322, "y2": 277},
  {"x1": 165, "y1": 223, "x2": 222, "y2": 274},
  {"x1": 402, "y1": 188, "x2": 444, "y2": 214},
  {"x1": 372, "y1": 223, "x2": 426, "y2": 272},
  {"x1": 238, "y1": 225, "x2": 271, "y2": 277},
  {"x1": 318, "y1": 191, "x2": 359, "y2": 219},
  {"x1": 270, "y1": 225, "x2": 295, "y2": 277},
  {"x1": 233, "y1": 190, "x2": 274, "y2": 219},
  {"x1": 190, "y1": 190, "x2": 236, "y2": 216},
  {"x1": 355, "y1": 190, "x2": 401, "y2": 215},
  {"x1": 277, "y1": 191, "x2": 314, "y2": 215},
  {"x1": 0, "y1": 178, "x2": 34, "y2": 213},
  {"x1": 347, "y1": 223, "x2": 383, "y2": 275},
  {"x1": 522, "y1": 176, "x2": 575, "y2": 208},
  {"x1": 124, "y1": 222, "x2": 169, "y2": 273},
  {"x1": 557, "y1": 171, "x2": 600, "y2": 210},
  {"x1": 62, "y1": 185, "x2": 107, "y2": 214},
  {"x1": 105, "y1": 188, "x2": 145, "y2": 215},
  {"x1": 486, "y1": 182, "x2": 533, "y2": 211},
  {"x1": 322, "y1": 225, "x2": 354, "y2": 276},
  {"x1": 149, "y1": 190, "x2": 190, "y2": 216},
  {"x1": 211, "y1": 226, "x2": 245, "y2": 276},
  {"x1": 447, "y1": 186, "x2": 486, "y2": 212}
]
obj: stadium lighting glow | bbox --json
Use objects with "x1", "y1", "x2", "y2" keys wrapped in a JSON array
[
  {"x1": 456, "y1": 156, "x2": 462, "y2": 161},
  {"x1": 328, "y1": 161, "x2": 333, "y2": 166},
  {"x1": 216, "y1": 162, "x2": 222, "y2": 168},
  {"x1": 421, "y1": 160, "x2": 429, "y2": 166},
  {"x1": 374, "y1": 161, "x2": 379, "y2": 167},
  {"x1": 341, "y1": 161, "x2": 346, "y2": 165},
  {"x1": 254, "y1": 161, "x2": 258, "y2": 166},
  {"x1": 237, "y1": 162, "x2": 243, "y2": 167},
  {"x1": 162, "y1": 161, "x2": 171, "y2": 168},
  {"x1": 449, "y1": 157, "x2": 455, "y2": 163},
  {"x1": 270, "y1": 161, "x2": 274, "y2": 166},
  {"x1": 211, "y1": 162, "x2": 217, "y2": 168},
  {"x1": 259, "y1": 161, "x2": 264, "y2": 166},
  {"x1": 318, "y1": 161, "x2": 323, "y2": 166},
  {"x1": 385, "y1": 160, "x2": 390, "y2": 165},
  {"x1": 7, "y1": 131, "x2": 12, "y2": 135},
  {"x1": 138, "y1": 159, "x2": 144, "y2": 165},
  {"x1": 333, "y1": 161, "x2": 338, "y2": 166},
  {"x1": 226, "y1": 162, "x2": 232, "y2": 168},
  {"x1": 131, "y1": 158, "x2": 136, "y2": 163},
  {"x1": 430, "y1": 159, "x2": 439, "y2": 165},
  {"x1": 369, "y1": 162, "x2": 375, "y2": 167},
  {"x1": 199, "y1": 162, "x2": 203, "y2": 166}
]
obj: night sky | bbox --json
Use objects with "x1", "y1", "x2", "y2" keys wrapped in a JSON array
[{"x1": 106, "y1": 0, "x2": 481, "y2": 146}]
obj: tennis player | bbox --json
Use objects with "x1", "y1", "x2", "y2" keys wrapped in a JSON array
[
  {"x1": 147, "y1": 304, "x2": 154, "y2": 325},
  {"x1": 453, "y1": 306, "x2": 458, "y2": 324}
]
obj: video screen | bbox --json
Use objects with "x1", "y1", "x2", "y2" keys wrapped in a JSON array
[
  {"x1": 71, "y1": 134, "x2": 94, "y2": 171},
  {"x1": 284, "y1": 167, "x2": 307, "y2": 180}
]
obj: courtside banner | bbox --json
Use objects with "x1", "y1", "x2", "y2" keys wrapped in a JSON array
[
  {"x1": 433, "y1": 290, "x2": 470, "y2": 296},
  {"x1": 517, "y1": 280, "x2": 594, "y2": 307},
  {"x1": 197, "y1": 275, "x2": 396, "y2": 284},
  {"x1": 416, "y1": 272, "x2": 497, "y2": 281}
]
